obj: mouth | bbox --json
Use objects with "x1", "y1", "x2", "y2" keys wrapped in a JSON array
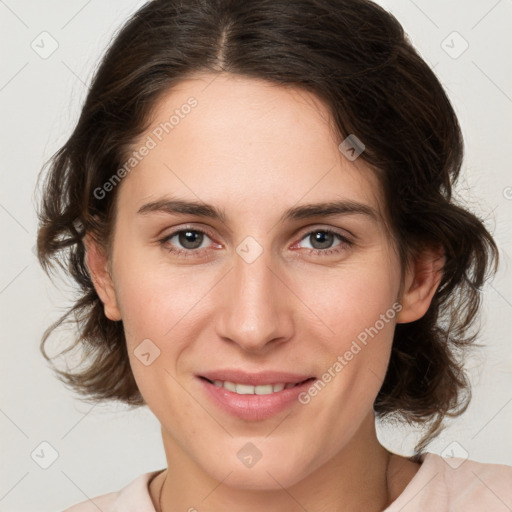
[
  {"x1": 199, "y1": 376, "x2": 315, "y2": 395},
  {"x1": 196, "y1": 371, "x2": 317, "y2": 421}
]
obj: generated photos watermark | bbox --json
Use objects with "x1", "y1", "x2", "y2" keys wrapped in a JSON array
[
  {"x1": 93, "y1": 96, "x2": 198, "y2": 200},
  {"x1": 298, "y1": 301, "x2": 402, "y2": 405}
]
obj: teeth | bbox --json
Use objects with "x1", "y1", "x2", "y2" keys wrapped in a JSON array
[
  {"x1": 270, "y1": 383, "x2": 285, "y2": 393},
  {"x1": 211, "y1": 380, "x2": 290, "y2": 395},
  {"x1": 223, "y1": 381, "x2": 237, "y2": 393}
]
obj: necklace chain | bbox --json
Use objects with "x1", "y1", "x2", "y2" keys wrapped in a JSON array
[
  {"x1": 158, "y1": 470, "x2": 166, "y2": 512},
  {"x1": 156, "y1": 452, "x2": 392, "y2": 511}
]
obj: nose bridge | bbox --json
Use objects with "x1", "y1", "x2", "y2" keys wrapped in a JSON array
[{"x1": 215, "y1": 241, "x2": 293, "y2": 351}]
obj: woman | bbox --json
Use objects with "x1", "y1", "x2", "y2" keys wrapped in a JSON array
[{"x1": 36, "y1": 0, "x2": 512, "y2": 510}]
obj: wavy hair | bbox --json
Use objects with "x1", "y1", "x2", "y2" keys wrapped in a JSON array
[{"x1": 36, "y1": 0, "x2": 499, "y2": 455}]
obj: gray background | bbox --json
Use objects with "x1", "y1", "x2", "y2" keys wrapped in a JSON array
[{"x1": 0, "y1": 0, "x2": 511, "y2": 510}]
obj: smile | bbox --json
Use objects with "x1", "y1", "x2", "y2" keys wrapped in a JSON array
[
  {"x1": 197, "y1": 373, "x2": 317, "y2": 421},
  {"x1": 204, "y1": 379, "x2": 310, "y2": 395}
]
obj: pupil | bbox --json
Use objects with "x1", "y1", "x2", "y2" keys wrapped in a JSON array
[
  {"x1": 311, "y1": 231, "x2": 333, "y2": 249},
  {"x1": 179, "y1": 230, "x2": 202, "y2": 249}
]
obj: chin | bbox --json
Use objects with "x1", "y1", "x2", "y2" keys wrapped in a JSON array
[
  {"x1": 201, "y1": 450, "x2": 313, "y2": 491},
  {"x1": 217, "y1": 467, "x2": 306, "y2": 491}
]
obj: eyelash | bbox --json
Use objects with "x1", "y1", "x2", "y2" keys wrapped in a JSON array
[{"x1": 157, "y1": 227, "x2": 353, "y2": 259}]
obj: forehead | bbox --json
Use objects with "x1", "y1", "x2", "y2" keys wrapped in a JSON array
[{"x1": 117, "y1": 72, "x2": 384, "y2": 219}]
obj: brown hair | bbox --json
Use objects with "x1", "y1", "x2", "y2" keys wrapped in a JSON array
[{"x1": 36, "y1": 0, "x2": 498, "y2": 455}]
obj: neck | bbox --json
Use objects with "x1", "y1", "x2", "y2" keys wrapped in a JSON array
[{"x1": 153, "y1": 412, "x2": 403, "y2": 512}]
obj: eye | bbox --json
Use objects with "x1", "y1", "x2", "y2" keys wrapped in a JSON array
[
  {"x1": 158, "y1": 228, "x2": 217, "y2": 257},
  {"x1": 295, "y1": 229, "x2": 352, "y2": 255},
  {"x1": 158, "y1": 226, "x2": 353, "y2": 259},
  {"x1": 171, "y1": 230, "x2": 207, "y2": 250}
]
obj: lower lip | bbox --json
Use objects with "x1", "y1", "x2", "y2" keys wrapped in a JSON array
[{"x1": 198, "y1": 377, "x2": 316, "y2": 421}]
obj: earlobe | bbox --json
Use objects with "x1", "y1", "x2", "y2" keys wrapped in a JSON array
[
  {"x1": 396, "y1": 245, "x2": 445, "y2": 324},
  {"x1": 83, "y1": 233, "x2": 122, "y2": 321}
]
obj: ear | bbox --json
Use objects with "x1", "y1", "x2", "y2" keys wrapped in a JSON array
[
  {"x1": 396, "y1": 244, "x2": 445, "y2": 324},
  {"x1": 83, "y1": 233, "x2": 122, "y2": 321}
]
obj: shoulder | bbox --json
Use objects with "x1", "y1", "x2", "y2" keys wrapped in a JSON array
[
  {"x1": 386, "y1": 452, "x2": 512, "y2": 511},
  {"x1": 63, "y1": 470, "x2": 163, "y2": 512},
  {"x1": 439, "y1": 453, "x2": 512, "y2": 509}
]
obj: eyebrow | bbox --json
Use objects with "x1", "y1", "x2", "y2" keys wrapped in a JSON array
[
  {"x1": 137, "y1": 198, "x2": 227, "y2": 222},
  {"x1": 137, "y1": 197, "x2": 378, "y2": 224}
]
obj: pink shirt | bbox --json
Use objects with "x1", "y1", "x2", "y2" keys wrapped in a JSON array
[{"x1": 63, "y1": 452, "x2": 512, "y2": 511}]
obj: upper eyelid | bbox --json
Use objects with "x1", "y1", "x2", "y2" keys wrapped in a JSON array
[
  {"x1": 164, "y1": 226, "x2": 216, "y2": 242},
  {"x1": 162, "y1": 225, "x2": 352, "y2": 246},
  {"x1": 296, "y1": 225, "x2": 353, "y2": 240}
]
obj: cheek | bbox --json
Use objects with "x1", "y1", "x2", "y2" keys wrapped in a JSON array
[
  {"x1": 290, "y1": 253, "x2": 400, "y2": 345},
  {"x1": 112, "y1": 255, "x2": 206, "y2": 344},
  {"x1": 291, "y1": 258, "x2": 400, "y2": 421},
  {"x1": 112, "y1": 255, "x2": 218, "y2": 404}
]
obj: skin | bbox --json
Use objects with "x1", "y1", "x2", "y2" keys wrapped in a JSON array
[{"x1": 85, "y1": 72, "x2": 444, "y2": 511}]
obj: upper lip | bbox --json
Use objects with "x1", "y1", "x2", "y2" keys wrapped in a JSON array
[{"x1": 198, "y1": 370, "x2": 315, "y2": 386}]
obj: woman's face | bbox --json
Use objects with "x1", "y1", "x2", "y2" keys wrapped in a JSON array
[{"x1": 99, "y1": 73, "x2": 406, "y2": 488}]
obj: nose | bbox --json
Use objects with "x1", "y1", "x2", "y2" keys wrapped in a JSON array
[{"x1": 214, "y1": 243, "x2": 295, "y2": 353}]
